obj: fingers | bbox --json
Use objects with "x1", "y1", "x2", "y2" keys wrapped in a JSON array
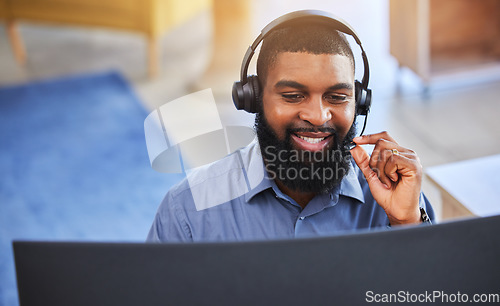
[
  {"x1": 352, "y1": 131, "x2": 421, "y2": 188},
  {"x1": 371, "y1": 143, "x2": 408, "y2": 187},
  {"x1": 370, "y1": 148, "x2": 406, "y2": 188},
  {"x1": 383, "y1": 151, "x2": 418, "y2": 181},
  {"x1": 350, "y1": 144, "x2": 387, "y2": 191},
  {"x1": 375, "y1": 148, "x2": 395, "y2": 187},
  {"x1": 352, "y1": 131, "x2": 398, "y2": 146}
]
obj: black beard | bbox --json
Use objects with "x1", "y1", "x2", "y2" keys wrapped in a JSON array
[{"x1": 255, "y1": 112, "x2": 356, "y2": 194}]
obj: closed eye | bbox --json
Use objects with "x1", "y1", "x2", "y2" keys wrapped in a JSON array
[
  {"x1": 282, "y1": 94, "x2": 305, "y2": 103},
  {"x1": 324, "y1": 94, "x2": 348, "y2": 104}
]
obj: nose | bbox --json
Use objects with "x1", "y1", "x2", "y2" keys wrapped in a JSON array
[{"x1": 298, "y1": 97, "x2": 332, "y2": 126}]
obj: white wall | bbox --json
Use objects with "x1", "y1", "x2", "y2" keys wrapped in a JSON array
[{"x1": 251, "y1": 0, "x2": 399, "y2": 98}]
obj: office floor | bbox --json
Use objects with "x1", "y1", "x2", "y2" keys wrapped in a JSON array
[{"x1": 1, "y1": 9, "x2": 500, "y2": 221}]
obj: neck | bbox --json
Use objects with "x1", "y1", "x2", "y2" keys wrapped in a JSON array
[{"x1": 274, "y1": 178, "x2": 315, "y2": 209}]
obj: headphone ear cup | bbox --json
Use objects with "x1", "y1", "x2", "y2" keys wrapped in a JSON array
[
  {"x1": 248, "y1": 75, "x2": 261, "y2": 113},
  {"x1": 355, "y1": 80, "x2": 372, "y2": 116},
  {"x1": 232, "y1": 75, "x2": 260, "y2": 113},
  {"x1": 232, "y1": 81, "x2": 245, "y2": 111}
]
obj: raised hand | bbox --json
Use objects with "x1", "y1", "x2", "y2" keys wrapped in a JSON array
[{"x1": 350, "y1": 131, "x2": 422, "y2": 225}]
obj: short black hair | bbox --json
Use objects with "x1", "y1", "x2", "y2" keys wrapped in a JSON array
[{"x1": 256, "y1": 21, "x2": 355, "y2": 87}]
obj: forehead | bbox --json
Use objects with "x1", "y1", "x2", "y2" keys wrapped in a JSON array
[{"x1": 266, "y1": 52, "x2": 354, "y2": 87}]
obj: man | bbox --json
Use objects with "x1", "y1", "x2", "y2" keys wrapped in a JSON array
[{"x1": 147, "y1": 13, "x2": 434, "y2": 242}]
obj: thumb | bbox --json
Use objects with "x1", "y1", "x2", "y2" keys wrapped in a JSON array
[{"x1": 350, "y1": 145, "x2": 387, "y2": 190}]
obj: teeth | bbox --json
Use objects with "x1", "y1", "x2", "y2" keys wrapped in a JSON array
[{"x1": 298, "y1": 135, "x2": 326, "y2": 144}]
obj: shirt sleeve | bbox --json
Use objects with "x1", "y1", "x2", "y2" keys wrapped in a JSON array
[
  {"x1": 146, "y1": 191, "x2": 193, "y2": 242},
  {"x1": 420, "y1": 192, "x2": 436, "y2": 223}
]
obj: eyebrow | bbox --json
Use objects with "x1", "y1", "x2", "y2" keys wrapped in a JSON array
[
  {"x1": 274, "y1": 80, "x2": 306, "y2": 90},
  {"x1": 327, "y1": 83, "x2": 354, "y2": 91},
  {"x1": 274, "y1": 80, "x2": 353, "y2": 91}
]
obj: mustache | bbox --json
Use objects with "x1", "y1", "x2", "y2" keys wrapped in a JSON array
[{"x1": 287, "y1": 127, "x2": 338, "y2": 134}]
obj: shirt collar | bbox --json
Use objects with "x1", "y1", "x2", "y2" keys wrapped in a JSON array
[
  {"x1": 338, "y1": 161, "x2": 365, "y2": 204},
  {"x1": 244, "y1": 165, "x2": 274, "y2": 202}
]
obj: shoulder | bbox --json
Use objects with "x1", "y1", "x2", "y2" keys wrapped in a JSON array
[
  {"x1": 147, "y1": 140, "x2": 264, "y2": 242},
  {"x1": 166, "y1": 139, "x2": 263, "y2": 210}
]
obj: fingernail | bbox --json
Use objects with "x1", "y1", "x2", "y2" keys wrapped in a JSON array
[
  {"x1": 353, "y1": 136, "x2": 362, "y2": 142},
  {"x1": 346, "y1": 142, "x2": 357, "y2": 150}
]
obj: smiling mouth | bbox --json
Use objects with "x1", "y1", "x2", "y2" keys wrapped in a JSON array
[
  {"x1": 297, "y1": 135, "x2": 327, "y2": 144},
  {"x1": 291, "y1": 132, "x2": 333, "y2": 151}
]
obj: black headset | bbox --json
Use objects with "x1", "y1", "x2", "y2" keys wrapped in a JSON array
[{"x1": 232, "y1": 10, "x2": 372, "y2": 134}]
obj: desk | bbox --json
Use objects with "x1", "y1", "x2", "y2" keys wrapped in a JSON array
[{"x1": 426, "y1": 154, "x2": 500, "y2": 220}]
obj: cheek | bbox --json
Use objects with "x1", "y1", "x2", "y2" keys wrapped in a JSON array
[
  {"x1": 335, "y1": 102, "x2": 356, "y2": 133},
  {"x1": 262, "y1": 98, "x2": 295, "y2": 139},
  {"x1": 345, "y1": 102, "x2": 356, "y2": 121}
]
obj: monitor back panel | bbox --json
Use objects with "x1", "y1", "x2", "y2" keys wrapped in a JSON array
[{"x1": 14, "y1": 215, "x2": 500, "y2": 306}]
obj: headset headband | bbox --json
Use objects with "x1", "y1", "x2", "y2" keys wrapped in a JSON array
[{"x1": 239, "y1": 10, "x2": 370, "y2": 89}]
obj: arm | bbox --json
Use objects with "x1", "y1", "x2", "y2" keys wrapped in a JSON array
[{"x1": 146, "y1": 191, "x2": 193, "y2": 242}]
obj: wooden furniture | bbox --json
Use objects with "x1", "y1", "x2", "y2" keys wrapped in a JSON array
[
  {"x1": 390, "y1": 0, "x2": 500, "y2": 93},
  {"x1": 426, "y1": 154, "x2": 500, "y2": 220},
  {"x1": 0, "y1": 0, "x2": 5, "y2": 19},
  {"x1": 196, "y1": 0, "x2": 252, "y2": 94},
  {"x1": 0, "y1": 0, "x2": 212, "y2": 78}
]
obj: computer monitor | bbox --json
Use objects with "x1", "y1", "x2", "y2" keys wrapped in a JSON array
[{"x1": 13, "y1": 215, "x2": 500, "y2": 306}]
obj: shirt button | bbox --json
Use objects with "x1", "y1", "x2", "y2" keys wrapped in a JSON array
[{"x1": 299, "y1": 217, "x2": 305, "y2": 220}]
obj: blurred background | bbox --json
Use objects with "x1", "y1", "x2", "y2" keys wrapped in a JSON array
[{"x1": 1, "y1": 0, "x2": 499, "y2": 305}]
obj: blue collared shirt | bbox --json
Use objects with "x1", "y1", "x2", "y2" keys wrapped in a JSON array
[{"x1": 147, "y1": 139, "x2": 435, "y2": 242}]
